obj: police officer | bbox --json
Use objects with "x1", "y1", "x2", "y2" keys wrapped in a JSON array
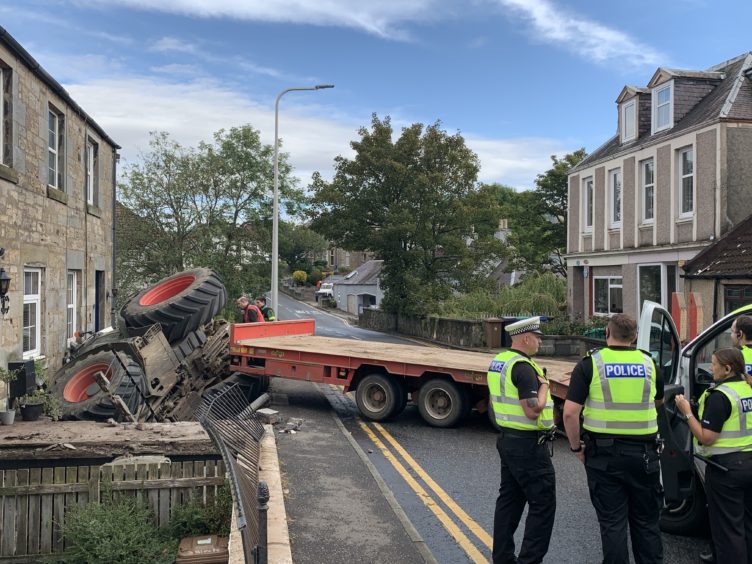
[
  {"x1": 563, "y1": 313, "x2": 664, "y2": 564},
  {"x1": 676, "y1": 347, "x2": 752, "y2": 564},
  {"x1": 731, "y1": 314, "x2": 752, "y2": 376},
  {"x1": 488, "y1": 316, "x2": 556, "y2": 564}
]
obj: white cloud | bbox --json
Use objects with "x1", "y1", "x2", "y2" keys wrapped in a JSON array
[
  {"x1": 496, "y1": 0, "x2": 666, "y2": 67},
  {"x1": 150, "y1": 36, "x2": 198, "y2": 54},
  {"x1": 83, "y1": 0, "x2": 445, "y2": 40}
]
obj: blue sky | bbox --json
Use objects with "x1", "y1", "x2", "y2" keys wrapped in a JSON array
[{"x1": 1, "y1": 0, "x2": 750, "y2": 190}]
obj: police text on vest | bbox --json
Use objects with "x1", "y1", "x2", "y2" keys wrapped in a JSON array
[{"x1": 604, "y1": 363, "x2": 646, "y2": 378}]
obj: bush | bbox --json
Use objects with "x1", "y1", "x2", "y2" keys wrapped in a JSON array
[
  {"x1": 166, "y1": 482, "x2": 233, "y2": 539},
  {"x1": 292, "y1": 270, "x2": 307, "y2": 285},
  {"x1": 542, "y1": 314, "x2": 609, "y2": 337},
  {"x1": 61, "y1": 495, "x2": 177, "y2": 564},
  {"x1": 309, "y1": 269, "x2": 323, "y2": 285}
]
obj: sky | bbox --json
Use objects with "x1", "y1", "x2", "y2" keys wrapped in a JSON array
[{"x1": 1, "y1": 0, "x2": 751, "y2": 191}]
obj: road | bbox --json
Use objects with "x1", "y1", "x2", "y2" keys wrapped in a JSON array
[{"x1": 272, "y1": 295, "x2": 710, "y2": 563}]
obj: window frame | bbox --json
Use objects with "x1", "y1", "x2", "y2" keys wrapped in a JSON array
[
  {"x1": 652, "y1": 82, "x2": 673, "y2": 134},
  {"x1": 678, "y1": 146, "x2": 694, "y2": 218},
  {"x1": 621, "y1": 99, "x2": 636, "y2": 143},
  {"x1": 593, "y1": 276, "x2": 624, "y2": 316},
  {"x1": 66, "y1": 270, "x2": 78, "y2": 342},
  {"x1": 47, "y1": 104, "x2": 65, "y2": 190},
  {"x1": 609, "y1": 168, "x2": 622, "y2": 229},
  {"x1": 641, "y1": 159, "x2": 655, "y2": 224},
  {"x1": 582, "y1": 176, "x2": 593, "y2": 232},
  {"x1": 638, "y1": 263, "x2": 677, "y2": 314},
  {"x1": 23, "y1": 267, "x2": 42, "y2": 359},
  {"x1": 85, "y1": 137, "x2": 98, "y2": 205},
  {"x1": 0, "y1": 67, "x2": 4, "y2": 166}
]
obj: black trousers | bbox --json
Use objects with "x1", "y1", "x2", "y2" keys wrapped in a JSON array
[
  {"x1": 493, "y1": 433, "x2": 556, "y2": 564},
  {"x1": 706, "y1": 453, "x2": 752, "y2": 563},
  {"x1": 584, "y1": 441, "x2": 663, "y2": 564}
]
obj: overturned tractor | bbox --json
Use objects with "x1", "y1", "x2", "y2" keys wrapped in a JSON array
[{"x1": 51, "y1": 268, "x2": 266, "y2": 421}]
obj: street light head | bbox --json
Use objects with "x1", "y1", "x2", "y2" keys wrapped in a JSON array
[{"x1": 315, "y1": 84, "x2": 335, "y2": 90}]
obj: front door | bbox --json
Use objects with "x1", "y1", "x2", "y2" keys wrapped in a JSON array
[{"x1": 94, "y1": 270, "x2": 105, "y2": 331}]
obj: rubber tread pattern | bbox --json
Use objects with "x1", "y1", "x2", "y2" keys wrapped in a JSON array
[{"x1": 120, "y1": 268, "x2": 227, "y2": 344}]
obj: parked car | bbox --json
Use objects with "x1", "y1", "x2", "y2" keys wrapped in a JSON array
[{"x1": 315, "y1": 282, "x2": 334, "y2": 301}]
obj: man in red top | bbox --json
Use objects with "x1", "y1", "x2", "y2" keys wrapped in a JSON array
[{"x1": 236, "y1": 296, "x2": 263, "y2": 323}]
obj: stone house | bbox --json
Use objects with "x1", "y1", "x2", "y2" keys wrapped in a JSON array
[
  {"x1": 333, "y1": 259, "x2": 384, "y2": 314},
  {"x1": 0, "y1": 27, "x2": 119, "y2": 374},
  {"x1": 566, "y1": 52, "x2": 752, "y2": 326}
]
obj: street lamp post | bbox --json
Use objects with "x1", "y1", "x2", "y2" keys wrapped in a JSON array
[{"x1": 272, "y1": 84, "x2": 334, "y2": 315}]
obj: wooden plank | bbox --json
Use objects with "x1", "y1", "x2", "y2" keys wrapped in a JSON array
[
  {"x1": 181, "y1": 460, "x2": 194, "y2": 506},
  {"x1": 26, "y1": 469, "x2": 41, "y2": 555},
  {"x1": 169, "y1": 462, "x2": 180, "y2": 518},
  {"x1": 39, "y1": 468, "x2": 53, "y2": 554},
  {"x1": 63, "y1": 467, "x2": 78, "y2": 549},
  {"x1": 102, "y1": 476, "x2": 225, "y2": 491},
  {"x1": 205, "y1": 460, "x2": 216, "y2": 506},
  {"x1": 147, "y1": 464, "x2": 159, "y2": 526},
  {"x1": 0, "y1": 483, "x2": 88, "y2": 496},
  {"x1": 158, "y1": 463, "x2": 171, "y2": 527},
  {"x1": 124, "y1": 463, "x2": 136, "y2": 500},
  {"x1": 1, "y1": 470, "x2": 17, "y2": 556},
  {"x1": 15, "y1": 469, "x2": 29, "y2": 556},
  {"x1": 0, "y1": 471, "x2": 4, "y2": 556},
  {"x1": 194, "y1": 460, "x2": 205, "y2": 504},
  {"x1": 52, "y1": 466, "x2": 66, "y2": 553},
  {"x1": 77, "y1": 466, "x2": 90, "y2": 507},
  {"x1": 136, "y1": 463, "x2": 148, "y2": 505}
]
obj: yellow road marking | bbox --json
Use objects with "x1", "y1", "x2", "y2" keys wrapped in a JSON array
[
  {"x1": 358, "y1": 420, "x2": 489, "y2": 564},
  {"x1": 372, "y1": 422, "x2": 493, "y2": 550}
]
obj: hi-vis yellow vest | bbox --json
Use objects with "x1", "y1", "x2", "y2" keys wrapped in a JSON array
[
  {"x1": 487, "y1": 350, "x2": 554, "y2": 431},
  {"x1": 696, "y1": 380, "x2": 752, "y2": 456},
  {"x1": 742, "y1": 346, "x2": 752, "y2": 377},
  {"x1": 582, "y1": 348, "x2": 658, "y2": 435}
]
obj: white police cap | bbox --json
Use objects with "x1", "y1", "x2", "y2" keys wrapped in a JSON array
[{"x1": 505, "y1": 316, "x2": 543, "y2": 336}]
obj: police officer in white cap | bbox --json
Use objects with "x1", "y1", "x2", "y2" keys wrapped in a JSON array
[
  {"x1": 563, "y1": 313, "x2": 664, "y2": 564},
  {"x1": 487, "y1": 316, "x2": 556, "y2": 564}
]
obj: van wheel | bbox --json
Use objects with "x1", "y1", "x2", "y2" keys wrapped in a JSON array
[
  {"x1": 418, "y1": 379, "x2": 468, "y2": 428},
  {"x1": 355, "y1": 374, "x2": 399, "y2": 421},
  {"x1": 660, "y1": 485, "x2": 708, "y2": 535}
]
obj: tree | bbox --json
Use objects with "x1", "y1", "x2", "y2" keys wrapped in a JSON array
[
  {"x1": 309, "y1": 115, "x2": 503, "y2": 315},
  {"x1": 278, "y1": 222, "x2": 328, "y2": 272},
  {"x1": 497, "y1": 148, "x2": 587, "y2": 277},
  {"x1": 117, "y1": 127, "x2": 302, "y2": 309}
]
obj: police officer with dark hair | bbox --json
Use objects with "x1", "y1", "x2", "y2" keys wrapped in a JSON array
[
  {"x1": 563, "y1": 313, "x2": 664, "y2": 564},
  {"x1": 731, "y1": 314, "x2": 752, "y2": 376},
  {"x1": 487, "y1": 316, "x2": 556, "y2": 564},
  {"x1": 677, "y1": 347, "x2": 752, "y2": 564}
]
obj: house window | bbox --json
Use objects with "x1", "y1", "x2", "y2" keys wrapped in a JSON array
[
  {"x1": 66, "y1": 270, "x2": 78, "y2": 340},
  {"x1": 328, "y1": 249, "x2": 336, "y2": 268},
  {"x1": 724, "y1": 285, "x2": 752, "y2": 313},
  {"x1": 0, "y1": 65, "x2": 11, "y2": 166},
  {"x1": 638, "y1": 264, "x2": 677, "y2": 311},
  {"x1": 642, "y1": 159, "x2": 655, "y2": 222},
  {"x1": 621, "y1": 100, "x2": 636, "y2": 142},
  {"x1": 582, "y1": 177, "x2": 593, "y2": 231},
  {"x1": 23, "y1": 268, "x2": 41, "y2": 358},
  {"x1": 609, "y1": 169, "x2": 621, "y2": 228},
  {"x1": 85, "y1": 138, "x2": 98, "y2": 205},
  {"x1": 594, "y1": 276, "x2": 623, "y2": 315},
  {"x1": 679, "y1": 147, "x2": 694, "y2": 216},
  {"x1": 48, "y1": 105, "x2": 65, "y2": 189},
  {"x1": 345, "y1": 252, "x2": 351, "y2": 268},
  {"x1": 653, "y1": 83, "x2": 672, "y2": 133}
]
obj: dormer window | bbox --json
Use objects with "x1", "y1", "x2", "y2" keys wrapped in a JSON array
[
  {"x1": 652, "y1": 82, "x2": 673, "y2": 133},
  {"x1": 621, "y1": 100, "x2": 636, "y2": 142}
]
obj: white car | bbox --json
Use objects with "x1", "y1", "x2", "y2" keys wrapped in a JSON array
[
  {"x1": 315, "y1": 282, "x2": 334, "y2": 299},
  {"x1": 638, "y1": 300, "x2": 752, "y2": 534}
]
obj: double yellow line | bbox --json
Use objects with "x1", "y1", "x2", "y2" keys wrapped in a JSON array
[{"x1": 358, "y1": 419, "x2": 492, "y2": 564}]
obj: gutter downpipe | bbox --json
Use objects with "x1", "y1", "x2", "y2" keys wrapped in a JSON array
[
  {"x1": 111, "y1": 153, "x2": 119, "y2": 328},
  {"x1": 713, "y1": 278, "x2": 719, "y2": 323}
]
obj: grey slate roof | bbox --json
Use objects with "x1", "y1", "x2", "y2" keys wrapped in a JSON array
[
  {"x1": 337, "y1": 260, "x2": 383, "y2": 285},
  {"x1": 573, "y1": 53, "x2": 752, "y2": 172},
  {"x1": 683, "y1": 214, "x2": 752, "y2": 279}
]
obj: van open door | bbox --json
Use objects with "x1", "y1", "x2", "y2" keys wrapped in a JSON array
[{"x1": 637, "y1": 301, "x2": 695, "y2": 504}]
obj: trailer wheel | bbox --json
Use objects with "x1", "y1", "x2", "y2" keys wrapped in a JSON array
[
  {"x1": 355, "y1": 374, "x2": 400, "y2": 421},
  {"x1": 51, "y1": 350, "x2": 146, "y2": 421},
  {"x1": 418, "y1": 379, "x2": 468, "y2": 428},
  {"x1": 120, "y1": 268, "x2": 227, "y2": 343}
]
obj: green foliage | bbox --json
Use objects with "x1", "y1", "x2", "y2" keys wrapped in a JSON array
[
  {"x1": 438, "y1": 273, "x2": 566, "y2": 318},
  {"x1": 493, "y1": 148, "x2": 587, "y2": 278},
  {"x1": 309, "y1": 115, "x2": 503, "y2": 316},
  {"x1": 117, "y1": 127, "x2": 304, "y2": 311},
  {"x1": 279, "y1": 223, "x2": 328, "y2": 272},
  {"x1": 541, "y1": 314, "x2": 609, "y2": 337},
  {"x1": 61, "y1": 496, "x2": 177, "y2": 564},
  {"x1": 309, "y1": 269, "x2": 323, "y2": 285},
  {"x1": 292, "y1": 270, "x2": 308, "y2": 285},
  {"x1": 167, "y1": 483, "x2": 233, "y2": 539},
  {"x1": 0, "y1": 365, "x2": 18, "y2": 384}
]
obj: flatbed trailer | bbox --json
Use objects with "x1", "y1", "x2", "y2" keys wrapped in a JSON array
[{"x1": 229, "y1": 319, "x2": 574, "y2": 427}]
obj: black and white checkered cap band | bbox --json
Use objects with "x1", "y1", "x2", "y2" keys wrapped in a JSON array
[{"x1": 505, "y1": 317, "x2": 542, "y2": 336}]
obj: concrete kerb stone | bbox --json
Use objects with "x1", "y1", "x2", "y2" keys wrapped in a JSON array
[{"x1": 227, "y1": 423, "x2": 292, "y2": 563}]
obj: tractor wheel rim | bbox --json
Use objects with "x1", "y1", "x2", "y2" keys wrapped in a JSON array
[
  {"x1": 139, "y1": 274, "x2": 195, "y2": 306},
  {"x1": 425, "y1": 388, "x2": 452, "y2": 420},
  {"x1": 63, "y1": 363, "x2": 112, "y2": 403}
]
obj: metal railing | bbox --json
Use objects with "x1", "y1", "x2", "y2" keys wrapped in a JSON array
[{"x1": 196, "y1": 382, "x2": 270, "y2": 564}]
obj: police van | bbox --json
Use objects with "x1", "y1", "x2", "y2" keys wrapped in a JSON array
[{"x1": 638, "y1": 300, "x2": 752, "y2": 534}]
